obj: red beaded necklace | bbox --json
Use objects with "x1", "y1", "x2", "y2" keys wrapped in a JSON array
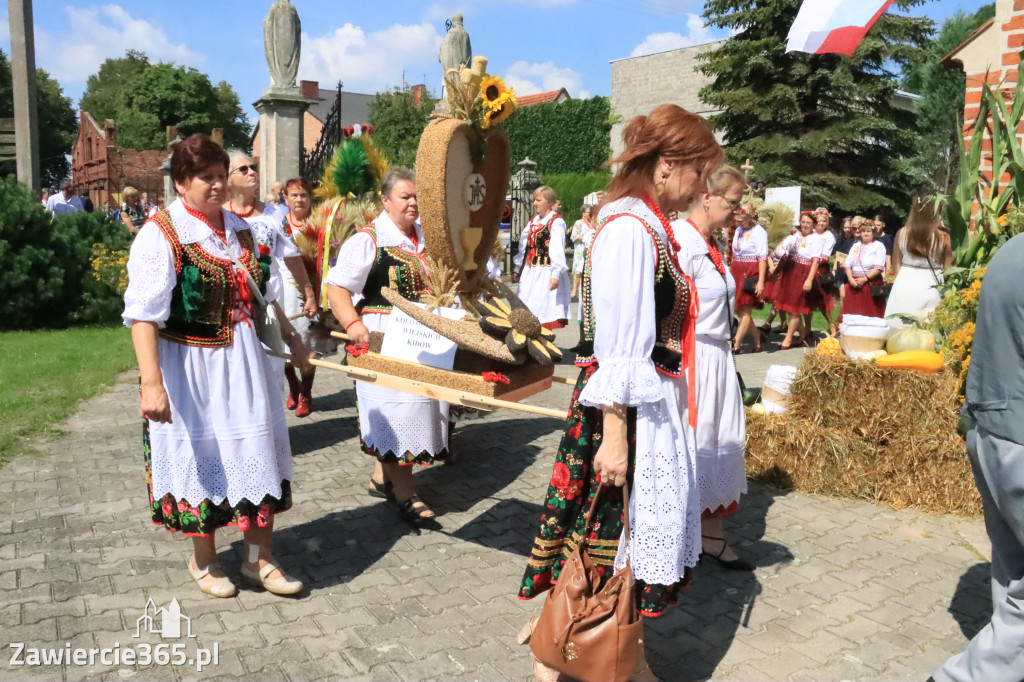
[
  {"x1": 182, "y1": 201, "x2": 225, "y2": 236},
  {"x1": 641, "y1": 195, "x2": 683, "y2": 257},
  {"x1": 686, "y1": 218, "x2": 726, "y2": 275},
  {"x1": 228, "y1": 200, "x2": 255, "y2": 218},
  {"x1": 286, "y1": 214, "x2": 305, "y2": 237}
]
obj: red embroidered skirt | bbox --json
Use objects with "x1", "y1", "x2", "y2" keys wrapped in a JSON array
[
  {"x1": 841, "y1": 278, "x2": 886, "y2": 318},
  {"x1": 773, "y1": 260, "x2": 816, "y2": 316},
  {"x1": 763, "y1": 259, "x2": 790, "y2": 305},
  {"x1": 730, "y1": 260, "x2": 764, "y2": 310}
]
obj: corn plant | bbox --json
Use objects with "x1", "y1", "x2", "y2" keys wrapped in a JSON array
[{"x1": 940, "y1": 49, "x2": 1024, "y2": 291}]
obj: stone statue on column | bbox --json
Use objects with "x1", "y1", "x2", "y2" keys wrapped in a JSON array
[
  {"x1": 439, "y1": 14, "x2": 472, "y2": 98},
  {"x1": 255, "y1": 0, "x2": 307, "y2": 197},
  {"x1": 264, "y1": 0, "x2": 301, "y2": 93}
]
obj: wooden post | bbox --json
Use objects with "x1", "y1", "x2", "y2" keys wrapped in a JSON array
[
  {"x1": 741, "y1": 158, "x2": 755, "y2": 183},
  {"x1": 8, "y1": 0, "x2": 40, "y2": 192}
]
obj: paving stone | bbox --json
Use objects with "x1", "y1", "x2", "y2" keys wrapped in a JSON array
[{"x1": 0, "y1": 361, "x2": 993, "y2": 681}]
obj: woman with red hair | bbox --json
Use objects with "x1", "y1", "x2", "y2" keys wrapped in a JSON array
[{"x1": 517, "y1": 104, "x2": 724, "y2": 681}]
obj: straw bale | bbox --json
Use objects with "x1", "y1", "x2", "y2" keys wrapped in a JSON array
[{"x1": 745, "y1": 354, "x2": 981, "y2": 515}]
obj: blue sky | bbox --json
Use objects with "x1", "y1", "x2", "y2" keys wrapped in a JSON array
[{"x1": 0, "y1": 0, "x2": 993, "y2": 123}]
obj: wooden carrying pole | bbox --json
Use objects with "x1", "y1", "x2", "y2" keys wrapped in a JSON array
[{"x1": 309, "y1": 356, "x2": 567, "y2": 419}]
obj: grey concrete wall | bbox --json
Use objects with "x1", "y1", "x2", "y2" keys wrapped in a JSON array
[{"x1": 609, "y1": 40, "x2": 725, "y2": 159}]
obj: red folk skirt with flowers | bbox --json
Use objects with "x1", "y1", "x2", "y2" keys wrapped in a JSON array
[
  {"x1": 772, "y1": 258, "x2": 818, "y2": 316},
  {"x1": 841, "y1": 276, "x2": 887, "y2": 318},
  {"x1": 143, "y1": 420, "x2": 292, "y2": 536},
  {"x1": 730, "y1": 258, "x2": 764, "y2": 310},
  {"x1": 518, "y1": 364, "x2": 692, "y2": 617}
]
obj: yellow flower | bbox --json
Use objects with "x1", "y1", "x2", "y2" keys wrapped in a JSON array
[
  {"x1": 482, "y1": 98, "x2": 516, "y2": 129},
  {"x1": 998, "y1": 215, "x2": 1008, "y2": 227},
  {"x1": 479, "y1": 75, "x2": 513, "y2": 111},
  {"x1": 974, "y1": 267, "x2": 986, "y2": 279}
]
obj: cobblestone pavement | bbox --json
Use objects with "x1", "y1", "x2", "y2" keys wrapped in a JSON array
[{"x1": 0, "y1": 328, "x2": 992, "y2": 681}]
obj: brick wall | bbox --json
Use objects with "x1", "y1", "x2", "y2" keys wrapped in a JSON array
[
  {"x1": 609, "y1": 40, "x2": 725, "y2": 159},
  {"x1": 108, "y1": 149, "x2": 167, "y2": 209}
]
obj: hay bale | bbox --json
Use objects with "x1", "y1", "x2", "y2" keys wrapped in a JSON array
[{"x1": 745, "y1": 354, "x2": 981, "y2": 515}]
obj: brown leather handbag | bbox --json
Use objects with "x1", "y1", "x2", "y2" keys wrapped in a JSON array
[{"x1": 529, "y1": 484, "x2": 643, "y2": 682}]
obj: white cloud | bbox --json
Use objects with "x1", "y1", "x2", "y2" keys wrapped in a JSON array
[
  {"x1": 300, "y1": 22, "x2": 444, "y2": 94},
  {"x1": 630, "y1": 13, "x2": 714, "y2": 57},
  {"x1": 504, "y1": 61, "x2": 590, "y2": 99},
  {"x1": 35, "y1": 5, "x2": 204, "y2": 83}
]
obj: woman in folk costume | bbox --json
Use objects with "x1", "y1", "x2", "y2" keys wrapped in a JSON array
[
  {"x1": 124, "y1": 134, "x2": 308, "y2": 598},
  {"x1": 325, "y1": 167, "x2": 448, "y2": 527},
  {"x1": 517, "y1": 104, "x2": 724, "y2": 682},
  {"x1": 513, "y1": 186, "x2": 571, "y2": 329},
  {"x1": 807, "y1": 207, "x2": 839, "y2": 335},
  {"x1": 730, "y1": 202, "x2": 768, "y2": 353},
  {"x1": 771, "y1": 212, "x2": 823, "y2": 350},
  {"x1": 224, "y1": 151, "x2": 318, "y2": 414},
  {"x1": 841, "y1": 219, "x2": 889, "y2": 319},
  {"x1": 673, "y1": 166, "x2": 753, "y2": 571}
]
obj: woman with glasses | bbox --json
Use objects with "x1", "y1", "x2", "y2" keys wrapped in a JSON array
[
  {"x1": 673, "y1": 165, "x2": 752, "y2": 571},
  {"x1": 225, "y1": 152, "x2": 318, "y2": 411},
  {"x1": 518, "y1": 104, "x2": 724, "y2": 682}
]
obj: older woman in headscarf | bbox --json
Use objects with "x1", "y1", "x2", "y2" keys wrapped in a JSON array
[{"x1": 123, "y1": 134, "x2": 309, "y2": 598}]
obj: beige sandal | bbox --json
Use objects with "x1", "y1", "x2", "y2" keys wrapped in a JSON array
[
  {"x1": 516, "y1": 617, "x2": 561, "y2": 682},
  {"x1": 240, "y1": 560, "x2": 303, "y2": 596},
  {"x1": 187, "y1": 555, "x2": 237, "y2": 598}
]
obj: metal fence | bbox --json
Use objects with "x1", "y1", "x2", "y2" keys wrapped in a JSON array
[{"x1": 301, "y1": 82, "x2": 343, "y2": 188}]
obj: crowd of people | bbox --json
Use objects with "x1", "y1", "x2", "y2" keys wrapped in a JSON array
[{"x1": 120, "y1": 111, "x2": 963, "y2": 680}]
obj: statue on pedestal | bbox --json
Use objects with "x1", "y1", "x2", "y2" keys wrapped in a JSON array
[
  {"x1": 439, "y1": 14, "x2": 472, "y2": 95},
  {"x1": 264, "y1": 0, "x2": 301, "y2": 92}
]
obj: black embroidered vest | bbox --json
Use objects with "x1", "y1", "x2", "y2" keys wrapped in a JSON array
[
  {"x1": 354, "y1": 227, "x2": 430, "y2": 314},
  {"x1": 151, "y1": 211, "x2": 265, "y2": 348},
  {"x1": 576, "y1": 213, "x2": 691, "y2": 377},
  {"x1": 525, "y1": 214, "x2": 561, "y2": 267}
]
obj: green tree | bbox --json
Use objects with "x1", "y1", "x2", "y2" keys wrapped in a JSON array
[
  {"x1": 503, "y1": 97, "x2": 612, "y2": 175},
  {"x1": 79, "y1": 49, "x2": 151, "y2": 121},
  {"x1": 368, "y1": 86, "x2": 436, "y2": 168},
  {"x1": 212, "y1": 80, "x2": 253, "y2": 149},
  {"x1": 901, "y1": 5, "x2": 995, "y2": 195},
  {"x1": 700, "y1": 0, "x2": 933, "y2": 215},
  {"x1": 0, "y1": 50, "x2": 77, "y2": 189}
]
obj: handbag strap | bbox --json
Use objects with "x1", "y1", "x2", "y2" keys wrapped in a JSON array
[
  {"x1": 229, "y1": 250, "x2": 269, "y2": 309},
  {"x1": 582, "y1": 483, "x2": 630, "y2": 561}
]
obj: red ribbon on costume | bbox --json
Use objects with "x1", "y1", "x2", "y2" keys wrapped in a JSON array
[
  {"x1": 682, "y1": 274, "x2": 699, "y2": 429},
  {"x1": 482, "y1": 371, "x2": 510, "y2": 385},
  {"x1": 346, "y1": 343, "x2": 369, "y2": 357}
]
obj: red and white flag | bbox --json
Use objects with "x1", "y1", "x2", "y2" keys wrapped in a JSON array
[{"x1": 786, "y1": 0, "x2": 895, "y2": 56}]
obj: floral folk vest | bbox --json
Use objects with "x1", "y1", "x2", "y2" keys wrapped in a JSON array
[
  {"x1": 525, "y1": 214, "x2": 561, "y2": 267},
  {"x1": 576, "y1": 213, "x2": 693, "y2": 378},
  {"x1": 151, "y1": 210, "x2": 267, "y2": 348},
  {"x1": 354, "y1": 227, "x2": 430, "y2": 315}
]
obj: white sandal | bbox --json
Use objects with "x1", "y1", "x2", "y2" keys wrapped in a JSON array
[{"x1": 187, "y1": 555, "x2": 237, "y2": 599}]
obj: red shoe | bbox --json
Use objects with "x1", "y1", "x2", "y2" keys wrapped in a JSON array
[
  {"x1": 295, "y1": 395, "x2": 312, "y2": 418},
  {"x1": 286, "y1": 392, "x2": 298, "y2": 410}
]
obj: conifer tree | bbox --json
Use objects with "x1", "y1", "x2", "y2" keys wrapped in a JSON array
[{"x1": 699, "y1": 0, "x2": 932, "y2": 215}]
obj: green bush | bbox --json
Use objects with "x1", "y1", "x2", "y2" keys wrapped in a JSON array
[
  {"x1": 505, "y1": 97, "x2": 612, "y2": 175},
  {"x1": 0, "y1": 177, "x2": 130, "y2": 329},
  {"x1": 544, "y1": 171, "x2": 611, "y2": 226}
]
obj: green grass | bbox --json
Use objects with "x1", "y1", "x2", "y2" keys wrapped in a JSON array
[{"x1": 0, "y1": 327, "x2": 136, "y2": 463}]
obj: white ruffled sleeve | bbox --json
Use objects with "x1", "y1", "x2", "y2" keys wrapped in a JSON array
[
  {"x1": 548, "y1": 217, "x2": 568, "y2": 276},
  {"x1": 578, "y1": 217, "x2": 665, "y2": 408},
  {"x1": 122, "y1": 222, "x2": 176, "y2": 328},
  {"x1": 324, "y1": 231, "x2": 377, "y2": 294}
]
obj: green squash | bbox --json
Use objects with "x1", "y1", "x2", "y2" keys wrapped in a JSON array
[{"x1": 886, "y1": 325, "x2": 936, "y2": 354}]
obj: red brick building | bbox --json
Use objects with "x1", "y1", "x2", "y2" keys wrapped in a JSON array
[
  {"x1": 71, "y1": 112, "x2": 168, "y2": 210},
  {"x1": 942, "y1": 0, "x2": 1024, "y2": 184}
]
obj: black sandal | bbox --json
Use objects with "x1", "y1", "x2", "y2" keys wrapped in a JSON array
[
  {"x1": 397, "y1": 496, "x2": 438, "y2": 527},
  {"x1": 700, "y1": 534, "x2": 754, "y2": 571},
  {"x1": 368, "y1": 477, "x2": 394, "y2": 500}
]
